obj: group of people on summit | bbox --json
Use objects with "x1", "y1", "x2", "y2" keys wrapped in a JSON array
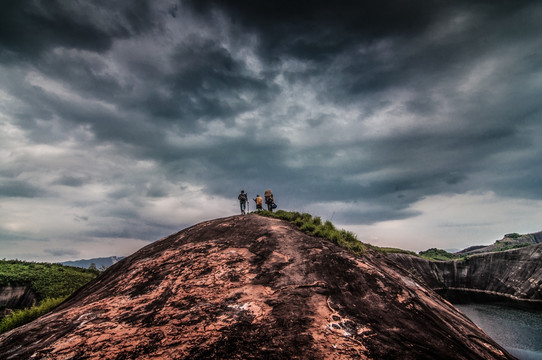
[{"x1": 237, "y1": 189, "x2": 275, "y2": 215}]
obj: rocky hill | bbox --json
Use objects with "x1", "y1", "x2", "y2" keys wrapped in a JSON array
[
  {"x1": 457, "y1": 231, "x2": 542, "y2": 255},
  {"x1": 0, "y1": 215, "x2": 514, "y2": 359},
  {"x1": 390, "y1": 244, "x2": 542, "y2": 308}
]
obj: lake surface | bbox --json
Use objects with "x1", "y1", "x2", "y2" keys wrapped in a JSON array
[{"x1": 455, "y1": 303, "x2": 542, "y2": 360}]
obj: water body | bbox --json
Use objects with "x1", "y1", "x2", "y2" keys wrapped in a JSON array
[{"x1": 456, "y1": 304, "x2": 542, "y2": 360}]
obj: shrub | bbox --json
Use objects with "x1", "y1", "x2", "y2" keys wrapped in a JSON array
[
  {"x1": 323, "y1": 221, "x2": 335, "y2": 231},
  {"x1": 419, "y1": 248, "x2": 463, "y2": 261},
  {"x1": 504, "y1": 233, "x2": 521, "y2": 239},
  {"x1": 300, "y1": 222, "x2": 316, "y2": 233}
]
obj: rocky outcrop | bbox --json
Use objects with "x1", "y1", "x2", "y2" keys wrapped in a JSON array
[
  {"x1": 457, "y1": 231, "x2": 542, "y2": 255},
  {"x1": 0, "y1": 286, "x2": 35, "y2": 310},
  {"x1": 390, "y1": 244, "x2": 542, "y2": 308},
  {"x1": 0, "y1": 215, "x2": 514, "y2": 359}
]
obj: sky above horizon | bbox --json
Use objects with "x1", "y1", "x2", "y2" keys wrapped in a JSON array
[{"x1": 1, "y1": 0, "x2": 541, "y2": 262}]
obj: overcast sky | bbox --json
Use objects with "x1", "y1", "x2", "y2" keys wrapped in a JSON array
[{"x1": 1, "y1": 0, "x2": 541, "y2": 262}]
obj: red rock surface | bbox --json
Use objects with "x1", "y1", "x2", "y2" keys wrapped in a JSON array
[{"x1": 0, "y1": 215, "x2": 515, "y2": 359}]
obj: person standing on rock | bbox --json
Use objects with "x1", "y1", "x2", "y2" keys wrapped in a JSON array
[
  {"x1": 264, "y1": 189, "x2": 274, "y2": 212},
  {"x1": 238, "y1": 190, "x2": 248, "y2": 215},
  {"x1": 254, "y1": 194, "x2": 263, "y2": 210}
]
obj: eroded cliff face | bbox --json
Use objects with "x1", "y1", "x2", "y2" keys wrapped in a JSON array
[
  {"x1": 390, "y1": 244, "x2": 542, "y2": 308},
  {"x1": 0, "y1": 286, "x2": 35, "y2": 310},
  {"x1": 0, "y1": 215, "x2": 515, "y2": 359}
]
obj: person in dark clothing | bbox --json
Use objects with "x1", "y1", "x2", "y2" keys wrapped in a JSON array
[
  {"x1": 238, "y1": 190, "x2": 248, "y2": 214},
  {"x1": 264, "y1": 189, "x2": 274, "y2": 212}
]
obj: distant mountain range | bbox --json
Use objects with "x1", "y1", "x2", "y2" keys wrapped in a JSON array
[{"x1": 61, "y1": 256, "x2": 125, "y2": 270}]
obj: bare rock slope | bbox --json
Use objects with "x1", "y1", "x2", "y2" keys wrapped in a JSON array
[{"x1": 0, "y1": 215, "x2": 514, "y2": 359}]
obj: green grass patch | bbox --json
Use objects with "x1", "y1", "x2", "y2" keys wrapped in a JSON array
[
  {"x1": 0, "y1": 297, "x2": 67, "y2": 334},
  {"x1": 255, "y1": 210, "x2": 367, "y2": 256},
  {"x1": 255, "y1": 210, "x2": 422, "y2": 257},
  {"x1": 255, "y1": 210, "x2": 478, "y2": 262}
]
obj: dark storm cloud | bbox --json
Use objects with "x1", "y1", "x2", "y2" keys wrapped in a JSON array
[
  {"x1": 335, "y1": 207, "x2": 423, "y2": 226},
  {"x1": 53, "y1": 175, "x2": 88, "y2": 188},
  {"x1": 84, "y1": 220, "x2": 180, "y2": 242},
  {"x1": 0, "y1": 1, "x2": 111, "y2": 61},
  {"x1": 124, "y1": 37, "x2": 276, "y2": 127},
  {"x1": 189, "y1": 0, "x2": 441, "y2": 60},
  {"x1": 0, "y1": 0, "x2": 159, "y2": 61},
  {"x1": 1, "y1": 0, "x2": 541, "y2": 250},
  {"x1": 189, "y1": 0, "x2": 537, "y2": 67},
  {"x1": 3, "y1": 25, "x2": 275, "y2": 147},
  {"x1": 0, "y1": 179, "x2": 43, "y2": 198},
  {"x1": 44, "y1": 248, "x2": 80, "y2": 257}
]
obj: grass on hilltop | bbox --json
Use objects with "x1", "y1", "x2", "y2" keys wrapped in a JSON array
[{"x1": 254, "y1": 210, "x2": 417, "y2": 257}]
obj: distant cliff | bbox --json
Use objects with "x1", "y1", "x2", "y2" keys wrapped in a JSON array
[
  {"x1": 390, "y1": 244, "x2": 542, "y2": 308},
  {"x1": 0, "y1": 215, "x2": 514, "y2": 359},
  {"x1": 457, "y1": 230, "x2": 542, "y2": 255}
]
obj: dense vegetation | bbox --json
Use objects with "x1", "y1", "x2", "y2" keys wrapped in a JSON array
[
  {"x1": 0, "y1": 297, "x2": 67, "y2": 334},
  {"x1": 0, "y1": 259, "x2": 99, "y2": 301},
  {"x1": 0, "y1": 259, "x2": 99, "y2": 334},
  {"x1": 255, "y1": 210, "x2": 416, "y2": 257}
]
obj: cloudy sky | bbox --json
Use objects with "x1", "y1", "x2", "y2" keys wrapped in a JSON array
[{"x1": 1, "y1": 0, "x2": 541, "y2": 262}]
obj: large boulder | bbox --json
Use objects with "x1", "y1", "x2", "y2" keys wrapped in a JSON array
[{"x1": 0, "y1": 215, "x2": 514, "y2": 359}]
